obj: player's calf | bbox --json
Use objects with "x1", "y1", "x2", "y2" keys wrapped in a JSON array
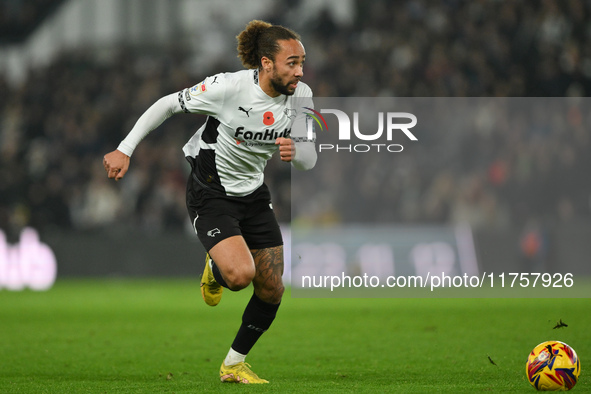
[{"x1": 251, "y1": 246, "x2": 284, "y2": 304}]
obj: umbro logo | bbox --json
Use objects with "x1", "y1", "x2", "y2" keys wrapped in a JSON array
[
  {"x1": 238, "y1": 107, "x2": 252, "y2": 117},
  {"x1": 207, "y1": 228, "x2": 221, "y2": 237},
  {"x1": 247, "y1": 324, "x2": 267, "y2": 333}
]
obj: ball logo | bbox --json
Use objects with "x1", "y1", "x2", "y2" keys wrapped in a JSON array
[{"x1": 0, "y1": 228, "x2": 57, "y2": 291}]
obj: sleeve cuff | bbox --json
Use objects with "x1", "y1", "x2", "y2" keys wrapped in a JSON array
[{"x1": 116, "y1": 141, "x2": 135, "y2": 157}]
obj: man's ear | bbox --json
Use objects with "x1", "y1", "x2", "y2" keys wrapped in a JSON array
[{"x1": 261, "y1": 56, "x2": 273, "y2": 72}]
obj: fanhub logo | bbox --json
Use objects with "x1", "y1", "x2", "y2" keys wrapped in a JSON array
[
  {"x1": 234, "y1": 127, "x2": 291, "y2": 143},
  {"x1": 306, "y1": 109, "x2": 417, "y2": 153}
]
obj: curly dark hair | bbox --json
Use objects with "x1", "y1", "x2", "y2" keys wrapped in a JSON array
[{"x1": 236, "y1": 20, "x2": 301, "y2": 69}]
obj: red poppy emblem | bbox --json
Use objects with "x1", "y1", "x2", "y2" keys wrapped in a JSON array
[{"x1": 263, "y1": 111, "x2": 275, "y2": 126}]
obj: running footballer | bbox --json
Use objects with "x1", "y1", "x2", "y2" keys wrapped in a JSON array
[{"x1": 103, "y1": 20, "x2": 316, "y2": 384}]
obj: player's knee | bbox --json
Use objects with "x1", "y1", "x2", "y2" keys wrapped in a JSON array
[
  {"x1": 225, "y1": 266, "x2": 255, "y2": 291},
  {"x1": 227, "y1": 278, "x2": 251, "y2": 291}
]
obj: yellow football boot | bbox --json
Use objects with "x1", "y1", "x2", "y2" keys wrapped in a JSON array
[
  {"x1": 200, "y1": 254, "x2": 223, "y2": 306},
  {"x1": 219, "y1": 362, "x2": 269, "y2": 384}
]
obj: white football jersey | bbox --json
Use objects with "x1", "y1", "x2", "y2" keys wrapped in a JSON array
[{"x1": 179, "y1": 69, "x2": 313, "y2": 197}]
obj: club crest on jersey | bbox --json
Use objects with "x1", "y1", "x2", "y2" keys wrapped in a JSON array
[
  {"x1": 284, "y1": 108, "x2": 296, "y2": 119},
  {"x1": 190, "y1": 81, "x2": 207, "y2": 97}
]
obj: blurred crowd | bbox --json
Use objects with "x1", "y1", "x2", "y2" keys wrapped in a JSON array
[
  {"x1": 304, "y1": 0, "x2": 591, "y2": 97},
  {"x1": 294, "y1": 98, "x2": 591, "y2": 231},
  {"x1": 0, "y1": 0, "x2": 63, "y2": 43},
  {"x1": 1, "y1": 0, "x2": 591, "y2": 240}
]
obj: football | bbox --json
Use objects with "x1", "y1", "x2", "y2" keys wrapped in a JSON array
[{"x1": 526, "y1": 341, "x2": 580, "y2": 391}]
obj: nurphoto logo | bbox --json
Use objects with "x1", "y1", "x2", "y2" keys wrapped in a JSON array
[{"x1": 306, "y1": 108, "x2": 417, "y2": 153}]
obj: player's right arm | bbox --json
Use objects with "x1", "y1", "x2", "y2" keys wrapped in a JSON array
[
  {"x1": 102, "y1": 93, "x2": 180, "y2": 180},
  {"x1": 103, "y1": 74, "x2": 225, "y2": 181}
]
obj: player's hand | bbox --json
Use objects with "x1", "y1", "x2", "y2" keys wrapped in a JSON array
[
  {"x1": 275, "y1": 137, "x2": 295, "y2": 162},
  {"x1": 103, "y1": 149, "x2": 130, "y2": 181}
]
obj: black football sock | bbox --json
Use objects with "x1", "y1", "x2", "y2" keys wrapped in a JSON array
[
  {"x1": 231, "y1": 292, "x2": 280, "y2": 355},
  {"x1": 211, "y1": 260, "x2": 230, "y2": 289}
]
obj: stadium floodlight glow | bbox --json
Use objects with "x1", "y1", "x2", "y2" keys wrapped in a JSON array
[{"x1": 0, "y1": 227, "x2": 57, "y2": 291}]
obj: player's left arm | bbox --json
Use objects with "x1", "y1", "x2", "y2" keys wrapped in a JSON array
[
  {"x1": 275, "y1": 85, "x2": 317, "y2": 170},
  {"x1": 275, "y1": 137, "x2": 295, "y2": 162},
  {"x1": 291, "y1": 138, "x2": 317, "y2": 170},
  {"x1": 275, "y1": 137, "x2": 316, "y2": 170}
]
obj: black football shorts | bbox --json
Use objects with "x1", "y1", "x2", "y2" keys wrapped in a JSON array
[{"x1": 186, "y1": 175, "x2": 283, "y2": 251}]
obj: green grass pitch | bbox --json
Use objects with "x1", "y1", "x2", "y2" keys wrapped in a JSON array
[{"x1": 1, "y1": 279, "x2": 589, "y2": 393}]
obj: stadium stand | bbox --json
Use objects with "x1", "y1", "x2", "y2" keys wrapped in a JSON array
[{"x1": 0, "y1": 0, "x2": 65, "y2": 43}]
